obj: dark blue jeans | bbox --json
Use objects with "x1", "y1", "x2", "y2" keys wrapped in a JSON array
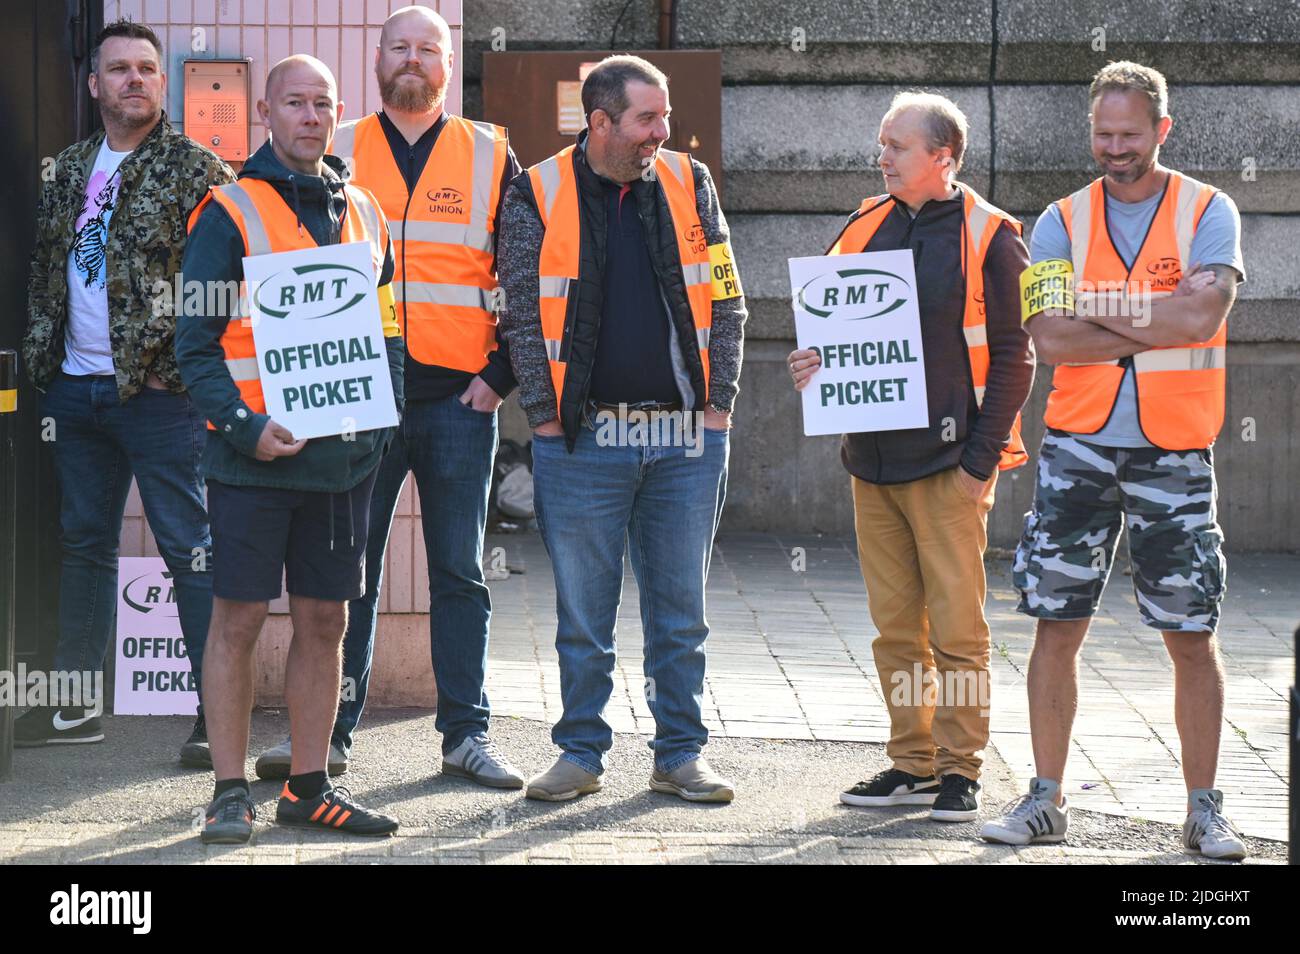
[
  {"x1": 336, "y1": 391, "x2": 497, "y2": 755},
  {"x1": 41, "y1": 373, "x2": 213, "y2": 709}
]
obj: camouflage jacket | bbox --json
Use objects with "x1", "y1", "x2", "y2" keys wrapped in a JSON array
[{"x1": 23, "y1": 113, "x2": 235, "y2": 400}]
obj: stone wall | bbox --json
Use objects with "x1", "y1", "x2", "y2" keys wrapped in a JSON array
[{"x1": 466, "y1": 0, "x2": 1300, "y2": 550}]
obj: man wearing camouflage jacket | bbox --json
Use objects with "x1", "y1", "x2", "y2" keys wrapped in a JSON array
[{"x1": 20, "y1": 21, "x2": 233, "y2": 763}]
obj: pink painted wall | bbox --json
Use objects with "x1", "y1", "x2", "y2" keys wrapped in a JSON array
[{"x1": 110, "y1": 0, "x2": 463, "y2": 617}]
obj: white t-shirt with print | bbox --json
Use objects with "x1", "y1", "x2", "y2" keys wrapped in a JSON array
[{"x1": 63, "y1": 139, "x2": 133, "y2": 375}]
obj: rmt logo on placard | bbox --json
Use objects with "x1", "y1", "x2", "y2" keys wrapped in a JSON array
[
  {"x1": 798, "y1": 267, "x2": 911, "y2": 321},
  {"x1": 50, "y1": 884, "x2": 152, "y2": 935},
  {"x1": 253, "y1": 264, "x2": 369, "y2": 320},
  {"x1": 121, "y1": 569, "x2": 178, "y2": 617}
]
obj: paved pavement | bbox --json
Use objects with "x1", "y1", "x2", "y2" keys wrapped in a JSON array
[
  {"x1": 0, "y1": 531, "x2": 1292, "y2": 864},
  {"x1": 0, "y1": 713, "x2": 1285, "y2": 864},
  {"x1": 483, "y1": 531, "x2": 1296, "y2": 842}
]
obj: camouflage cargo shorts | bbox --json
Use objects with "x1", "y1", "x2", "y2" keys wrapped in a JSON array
[{"x1": 1013, "y1": 431, "x2": 1227, "y2": 632}]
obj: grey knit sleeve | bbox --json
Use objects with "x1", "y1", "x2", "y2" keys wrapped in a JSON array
[
  {"x1": 496, "y1": 175, "x2": 559, "y2": 428},
  {"x1": 692, "y1": 158, "x2": 748, "y2": 412}
]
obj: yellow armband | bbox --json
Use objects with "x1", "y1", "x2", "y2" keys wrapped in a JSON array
[
  {"x1": 708, "y1": 242, "x2": 743, "y2": 301},
  {"x1": 1020, "y1": 259, "x2": 1074, "y2": 323},
  {"x1": 377, "y1": 282, "x2": 400, "y2": 338}
]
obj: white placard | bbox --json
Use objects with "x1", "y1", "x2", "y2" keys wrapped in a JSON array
[
  {"x1": 243, "y1": 241, "x2": 398, "y2": 440},
  {"x1": 113, "y1": 558, "x2": 198, "y2": 715},
  {"x1": 790, "y1": 248, "x2": 929, "y2": 436}
]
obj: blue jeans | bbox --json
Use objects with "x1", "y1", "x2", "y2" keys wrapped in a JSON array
[
  {"x1": 41, "y1": 373, "x2": 213, "y2": 708},
  {"x1": 531, "y1": 418, "x2": 729, "y2": 775},
  {"x1": 336, "y1": 392, "x2": 497, "y2": 755}
]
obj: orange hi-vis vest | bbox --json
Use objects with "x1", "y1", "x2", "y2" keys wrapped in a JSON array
[
  {"x1": 528, "y1": 145, "x2": 713, "y2": 416},
  {"x1": 827, "y1": 183, "x2": 1028, "y2": 471},
  {"x1": 186, "y1": 178, "x2": 391, "y2": 430},
  {"x1": 330, "y1": 113, "x2": 509, "y2": 373},
  {"x1": 1044, "y1": 172, "x2": 1224, "y2": 450}
]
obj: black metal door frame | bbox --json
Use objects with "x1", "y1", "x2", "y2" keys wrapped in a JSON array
[{"x1": 0, "y1": 0, "x2": 101, "y2": 780}]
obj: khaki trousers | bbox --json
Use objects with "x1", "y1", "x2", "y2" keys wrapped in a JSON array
[{"x1": 851, "y1": 467, "x2": 996, "y2": 780}]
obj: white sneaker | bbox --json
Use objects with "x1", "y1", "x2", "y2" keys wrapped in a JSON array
[
  {"x1": 1183, "y1": 789, "x2": 1247, "y2": 861},
  {"x1": 443, "y1": 734, "x2": 525, "y2": 789},
  {"x1": 981, "y1": 787, "x2": 1069, "y2": 845}
]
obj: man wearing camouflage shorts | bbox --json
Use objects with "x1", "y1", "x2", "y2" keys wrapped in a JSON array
[{"x1": 979, "y1": 62, "x2": 1249, "y2": 859}]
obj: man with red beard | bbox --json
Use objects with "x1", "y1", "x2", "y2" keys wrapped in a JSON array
[{"x1": 252, "y1": 5, "x2": 525, "y2": 788}]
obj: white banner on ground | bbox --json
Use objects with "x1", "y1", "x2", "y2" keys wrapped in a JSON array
[
  {"x1": 113, "y1": 557, "x2": 198, "y2": 716},
  {"x1": 244, "y1": 240, "x2": 397, "y2": 440},
  {"x1": 789, "y1": 248, "x2": 929, "y2": 436}
]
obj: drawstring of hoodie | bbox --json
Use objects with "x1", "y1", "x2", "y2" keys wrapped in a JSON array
[
  {"x1": 285, "y1": 163, "x2": 351, "y2": 552},
  {"x1": 289, "y1": 174, "x2": 304, "y2": 236}
]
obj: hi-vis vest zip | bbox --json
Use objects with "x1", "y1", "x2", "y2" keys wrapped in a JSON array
[
  {"x1": 528, "y1": 144, "x2": 713, "y2": 417},
  {"x1": 187, "y1": 178, "x2": 392, "y2": 430},
  {"x1": 827, "y1": 183, "x2": 1029, "y2": 471},
  {"x1": 1044, "y1": 172, "x2": 1223, "y2": 450},
  {"x1": 331, "y1": 114, "x2": 509, "y2": 374}
]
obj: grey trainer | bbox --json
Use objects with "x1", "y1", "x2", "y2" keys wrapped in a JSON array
[
  {"x1": 442, "y1": 734, "x2": 525, "y2": 789},
  {"x1": 1183, "y1": 789, "x2": 1247, "y2": 861},
  {"x1": 649, "y1": 756, "x2": 735, "y2": 803},
  {"x1": 980, "y1": 778, "x2": 1069, "y2": 846},
  {"x1": 253, "y1": 737, "x2": 349, "y2": 780},
  {"x1": 525, "y1": 757, "x2": 602, "y2": 802}
]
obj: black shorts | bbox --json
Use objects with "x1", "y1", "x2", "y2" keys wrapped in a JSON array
[{"x1": 207, "y1": 467, "x2": 380, "y2": 603}]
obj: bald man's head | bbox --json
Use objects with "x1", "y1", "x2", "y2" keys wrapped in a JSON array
[
  {"x1": 265, "y1": 54, "x2": 336, "y2": 103},
  {"x1": 258, "y1": 55, "x2": 343, "y2": 175},
  {"x1": 380, "y1": 6, "x2": 451, "y2": 47},
  {"x1": 376, "y1": 5, "x2": 453, "y2": 116}
]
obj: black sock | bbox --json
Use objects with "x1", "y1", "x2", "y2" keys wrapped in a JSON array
[
  {"x1": 213, "y1": 777, "x2": 249, "y2": 800},
  {"x1": 288, "y1": 771, "x2": 328, "y2": 800}
]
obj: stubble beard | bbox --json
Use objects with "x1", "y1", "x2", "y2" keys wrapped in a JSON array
[{"x1": 99, "y1": 89, "x2": 160, "y2": 130}]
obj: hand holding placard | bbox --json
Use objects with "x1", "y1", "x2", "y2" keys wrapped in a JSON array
[{"x1": 789, "y1": 248, "x2": 929, "y2": 436}]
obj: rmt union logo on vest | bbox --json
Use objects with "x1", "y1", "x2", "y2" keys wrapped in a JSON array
[
  {"x1": 798, "y1": 268, "x2": 910, "y2": 321},
  {"x1": 428, "y1": 186, "x2": 465, "y2": 215},
  {"x1": 253, "y1": 263, "x2": 369, "y2": 320}
]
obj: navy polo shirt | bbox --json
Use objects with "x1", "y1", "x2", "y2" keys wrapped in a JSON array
[{"x1": 587, "y1": 180, "x2": 680, "y2": 405}]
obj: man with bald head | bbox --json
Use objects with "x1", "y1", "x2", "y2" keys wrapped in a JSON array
[
  {"x1": 293, "y1": 5, "x2": 524, "y2": 788},
  {"x1": 176, "y1": 54, "x2": 405, "y2": 843}
]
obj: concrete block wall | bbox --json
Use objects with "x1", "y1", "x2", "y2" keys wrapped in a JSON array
[{"x1": 464, "y1": 0, "x2": 1300, "y2": 551}]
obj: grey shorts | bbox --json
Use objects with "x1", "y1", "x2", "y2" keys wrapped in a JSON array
[{"x1": 1012, "y1": 431, "x2": 1227, "y2": 632}]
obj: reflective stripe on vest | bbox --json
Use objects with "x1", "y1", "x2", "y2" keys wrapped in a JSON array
[
  {"x1": 528, "y1": 145, "x2": 713, "y2": 420},
  {"x1": 186, "y1": 178, "x2": 389, "y2": 428},
  {"x1": 1046, "y1": 172, "x2": 1223, "y2": 449},
  {"x1": 825, "y1": 183, "x2": 1028, "y2": 471},
  {"x1": 332, "y1": 113, "x2": 507, "y2": 372}
]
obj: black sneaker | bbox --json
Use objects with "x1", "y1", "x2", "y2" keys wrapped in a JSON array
[
  {"x1": 275, "y1": 783, "x2": 399, "y2": 836},
  {"x1": 930, "y1": 773, "x2": 981, "y2": 822},
  {"x1": 201, "y1": 788, "x2": 257, "y2": 845},
  {"x1": 840, "y1": 768, "x2": 941, "y2": 807},
  {"x1": 178, "y1": 707, "x2": 211, "y2": 768},
  {"x1": 14, "y1": 705, "x2": 104, "y2": 747}
]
